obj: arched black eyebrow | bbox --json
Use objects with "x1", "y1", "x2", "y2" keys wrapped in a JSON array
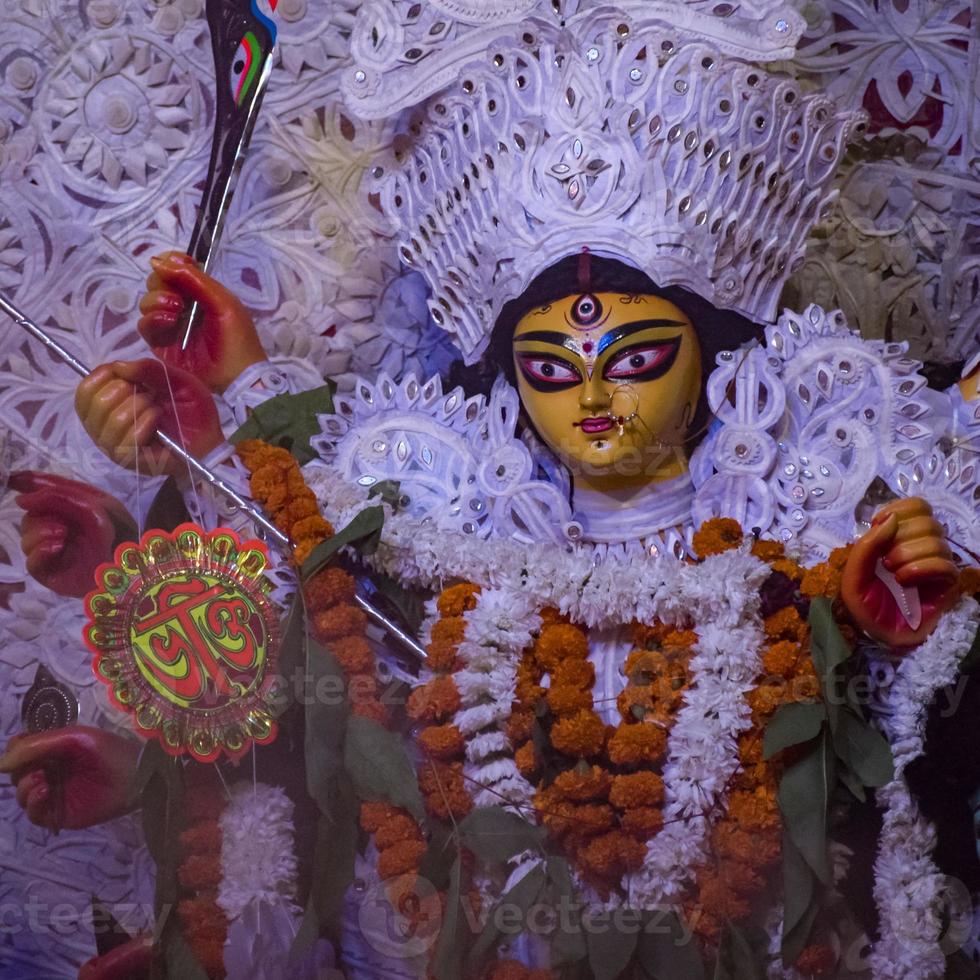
[
  {"x1": 513, "y1": 330, "x2": 578, "y2": 353},
  {"x1": 597, "y1": 319, "x2": 686, "y2": 355}
]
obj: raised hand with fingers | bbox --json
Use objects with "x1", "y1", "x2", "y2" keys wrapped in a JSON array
[
  {"x1": 0, "y1": 726, "x2": 140, "y2": 831},
  {"x1": 842, "y1": 497, "x2": 961, "y2": 649},
  {"x1": 75, "y1": 358, "x2": 224, "y2": 477},
  {"x1": 11, "y1": 472, "x2": 137, "y2": 598},
  {"x1": 140, "y1": 251, "x2": 267, "y2": 393}
]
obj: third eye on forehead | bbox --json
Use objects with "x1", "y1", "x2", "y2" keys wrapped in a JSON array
[{"x1": 516, "y1": 318, "x2": 687, "y2": 356}]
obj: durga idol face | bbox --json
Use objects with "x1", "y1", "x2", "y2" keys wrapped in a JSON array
[{"x1": 512, "y1": 291, "x2": 702, "y2": 488}]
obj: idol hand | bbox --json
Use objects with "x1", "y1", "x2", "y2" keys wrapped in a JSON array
[
  {"x1": 75, "y1": 358, "x2": 223, "y2": 477},
  {"x1": 0, "y1": 726, "x2": 140, "y2": 830},
  {"x1": 140, "y1": 251, "x2": 267, "y2": 393},
  {"x1": 842, "y1": 497, "x2": 960, "y2": 649},
  {"x1": 78, "y1": 934, "x2": 153, "y2": 980},
  {"x1": 11, "y1": 472, "x2": 136, "y2": 598},
  {"x1": 78, "y1": 933, "x2": 153, "y2": 980}
]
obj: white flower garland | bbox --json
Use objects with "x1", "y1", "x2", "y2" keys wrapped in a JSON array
[
  {"x1": 218, "y1": 782, "x2": 303, "y2": 980},
  {"x1": 870, "y1": 597, "x2": 979, "y2": 980},
  {"x1": 454, "y1": 587, "x2": 541, "y2": 811},
  {"x1": 218, "y1": 782, "x2": 301, "y2": 922},
  {"x1": 304, "y1": 463, "x2": 767, "y2": 628},
  {"x1": 629, "y1": 611, "x2": 767, "y2": 908}
]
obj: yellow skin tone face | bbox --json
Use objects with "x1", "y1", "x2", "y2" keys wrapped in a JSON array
[{"x1": 512, "y1": 292, "x2": 702, "y2": 492}]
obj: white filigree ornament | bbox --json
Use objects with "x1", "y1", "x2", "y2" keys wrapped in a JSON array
[
  {"x1": 690, "y1": 304, "x2": 980, "y2": 563},
  {"x1": 343, "y1": 0, "x2": 856, "y2": 363},
  {"x1": 796, "y1": 0, "x2": 973, "y2": 161},
  {"x1": 344, "y1": 0, "x2": 803, "y2": 115},
  {"x1": 309, "y1": 372, "x2": 573, "y2": 543},
  {"x1": 39, "y1": 33, "x2": 206, "y2": 196}
]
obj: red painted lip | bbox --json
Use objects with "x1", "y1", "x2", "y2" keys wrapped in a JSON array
[{"x1": 576, "y1": 416, "x2": 614, "y2": 434}]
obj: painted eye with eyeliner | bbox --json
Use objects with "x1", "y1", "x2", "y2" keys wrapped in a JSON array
[
  {"x1": 604, "y1": 339, "x2": 680, "y2": 382},
  {"x1": 517, "y1": 355, "x2": 581, "y2": 389}
]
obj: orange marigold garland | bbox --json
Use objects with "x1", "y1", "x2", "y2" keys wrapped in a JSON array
[
  {"x1": 237, "y1": 439, "x2": 389, "y2": 726},
  {"x1": 692, "y1": 516, "x2": 744, "y2": 557},
  {"x1": 794, "y1": 942, "x2": 837, "y2": 976},
  {"x1": 510, "y1": 611, "x2": 699, "y2": 895},
  {"x1": 177, "y1": 769, "x2": 228, "y2": 978},
  {"x1": 411, "y1": 586, "x2": 479, "y2": 823},
  {"x1": 240, "y1": 441, "x2": 434, "y2": 917},
  {"x1": 688, "y1": 535, "x2": 844, "y2": 949},
  {"x1": 358, "y1": 586, "x2": 480, "y2": 936},
  {"x1": 240, "y1": 443, "x2": 480, "y2": 946}
]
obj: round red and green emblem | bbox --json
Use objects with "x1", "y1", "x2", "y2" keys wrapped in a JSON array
[{"x1": 84, "y1": 524, "x2": 282, "y2": 763}]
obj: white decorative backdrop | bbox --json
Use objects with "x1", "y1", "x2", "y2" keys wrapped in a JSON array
[{"x1": 0, "y1": 0, "x2": 976, "y2": 975}]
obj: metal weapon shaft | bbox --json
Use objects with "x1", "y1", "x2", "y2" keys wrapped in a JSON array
[
  {"x1": 0, "y1": 293, "x2": 426, "y2": 663},
  {"x1": 180, "y1": 56, "x2": 275, "y2": 349},
  {"x1": 0, "y1": 291, "x2": 287, "y2": 543}
]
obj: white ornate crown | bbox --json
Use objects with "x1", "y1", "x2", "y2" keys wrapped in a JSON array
[{"x1": 342, "y1": 0, "x2": 867, "y2": 363}]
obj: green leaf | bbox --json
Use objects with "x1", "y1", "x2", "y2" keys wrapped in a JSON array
[
  {"x1": 587, "y1": 912, "x2": 639, "y2": 980},
  {"x1": 136, "y1": 744, "x2": 183, "y2": 915},
  {"x1": 134, "y1": 740, "x2": 174, "y2": 799},
  {"x1": 778, "y1": 730, "x2": 833, "y2": 884},
  {"x1": 268, "y1": 594, "x2": 306, "y2": 719},
  {"x1": 763, "y1": 702, "x2": 826, "y2": 760},
  {"x1": 418, "y1": 820, "x2": 457, "y2": 892},
  {"x1": 370, "y1": 573, "x2": 427, "y2": 637},
  {"x1": 561, "y1": 962, "x2": 596, "y2": 980},
  {"x1": 808, "y1": 597, "x2": 852, "y2": 733},
  {"x1": 808, "y1": 598, "x2": 850, "y2": 675},
  {"x1": 291, "y1": 611, "x2": 358, "y2": 956},
  {"x1": 958, "y1": 622, "x2": 980, "y2": 676},
  {"x1": 780, "y1": 834, "x2": 819, "y2": 965},
  {"x1": 312, "y1": 779, "x2": 358, "y2": 921},
  {"x1": 145, "y1": 476, "x2": 192, "y2": 533},
  {"x1": 290, "y1": 775, "x2": 358, "y2": 958},
  {"x1": 459, "y1": 806, "x2": 546, "y2": 864},
  {"x1": 301, "y1": 505, "x2": 385, "y2": 579},
  {"x1": 833, "y1": 710, "x2": 894, "y2": 789},
  {"x1": 547, "y1": 858, "x2": 587, "y2": 967},
  {"x1": 305, "y1": 636, "x2": 349, "y2": 811},
  {"x1": 467, "y1": 863, "x2": 547, "y2": 972},
  {"x1": 837, "y1": 764, "x2": 867, "y2": 804},
  {"x1": 344, "y1": 714, "x2": 426, "y2": 822},
  {"x1": 638, "y1": 911, "x2": 706, "y2": 980},
  {"x1": 229, "y1": 383, "x2": 334, "y2": 464},
  {"x1": 714, "y1": 925, "x2": 767, "y2": 980},
  {"x1": 728, "y1": 925, "x2": 765, "y2": 979},
  {"x1": 161, "y1": 924, "x2": 209, "y2": 980},
  {"x1": 431, "y1": 857, "x2": 465, "y2": 980},
  {"x1": 92, "y1": 898, "x2": 132, "y2": 957}
]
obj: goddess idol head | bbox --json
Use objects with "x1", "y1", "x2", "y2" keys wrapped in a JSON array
[{"x1": 489, "y1": 253, "x2": 760, "y2": 498}]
